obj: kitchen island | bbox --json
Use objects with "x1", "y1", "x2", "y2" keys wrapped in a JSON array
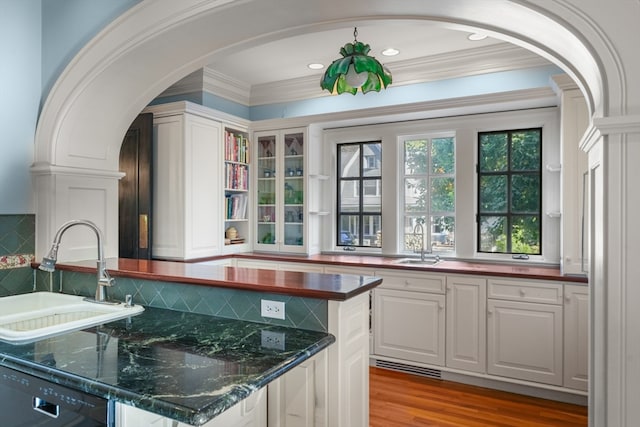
[
  {"x1": 0, "y1": 307, "x2": 334, "y2": 426},
  {"x1": 15, "y1": 259, "x2": 381, "y2": 426}
]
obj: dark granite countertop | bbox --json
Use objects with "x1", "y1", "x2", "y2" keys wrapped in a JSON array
[{"x1": 0, "y1": 306, "x2": 335, "y2": 426}]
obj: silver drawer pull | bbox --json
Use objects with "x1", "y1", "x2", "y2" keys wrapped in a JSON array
[{"x1": 33, "y1": 397, "x2": 60, "y2": 418}]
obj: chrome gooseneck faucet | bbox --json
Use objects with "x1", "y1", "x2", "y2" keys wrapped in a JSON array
[
  {"x1": 413, "y1": 218, "x2": 426, "y2": 261},
  {"x1": 39, "y1": 219, "x2": 116, "y2": 304}
]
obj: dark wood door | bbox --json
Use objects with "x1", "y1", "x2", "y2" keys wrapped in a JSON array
[{"x1": 119, "y1": 113, "x2": 153, "y2": 259}]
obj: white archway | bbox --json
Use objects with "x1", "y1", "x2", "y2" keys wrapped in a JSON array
[
  {"x1": 33, "y1": 0, "x2": 619, "y2": 257},
  {"x1": 33, "y1": 1, "x2": 630, "y2": 424}
]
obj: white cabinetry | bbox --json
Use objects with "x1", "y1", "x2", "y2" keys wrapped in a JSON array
[
  {"x1": 116, "y1": 387, "x2": 266, "y2": 427},
  {"x1": 254, "y1": 128, "x2": 307, "y2": 253},
  {"x1": 552, "y1": 74, "x2": 590, "y2": 276},
  {"x1": 372, "y1": 270, "x2": 446, "y2": 366},
  {"x1": 151, "y1": 110, "x2": 221, "y2": 260},
  {"x1": 234, "y1": 259, "x2": 324, "y2": 273},
  {"x1": 446, "y1": 275, "x2": 486, "y2": 373},
  {"x1": 487, "y1": 279, "x2": 563, "y2": 386},
  {"x1": 146, "y1": 102, "x2": 250, "y2": 260},
  {"x1": 564, "y1": 284, "x2": 589, "y2": 391},
  {"x1": 268, "y1": 351, "x2": 327, "y2": 427}
]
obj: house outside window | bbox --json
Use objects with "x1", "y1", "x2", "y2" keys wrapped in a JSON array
[
  {"x1": 477, "y1": 128, "x2": 542, "y2": 255},
  {"x1": 401, "y1": 134, "x2": 455, "y2": 254},
  {"x1": 337, "y1": 142, "x2": 382, "y2": 247}
]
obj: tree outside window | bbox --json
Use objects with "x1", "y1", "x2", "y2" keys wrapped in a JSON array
[
  {"x1": 402, "y1": 135, "x2": 455, "y2": 254},
  {"x1": 477, "y1": 128, "x2": 542, "y2": 254}
]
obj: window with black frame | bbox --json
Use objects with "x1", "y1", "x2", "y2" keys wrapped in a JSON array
[
  {"x1": 477, "y1": 128, "x2": 542, "y2": 255},
  {"x1": 337, "y1": 141, "x2": 382, "y2": 248}
]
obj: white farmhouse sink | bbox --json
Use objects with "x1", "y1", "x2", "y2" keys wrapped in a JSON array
[{"x1": 0, "y1": 292, "x2": 144, "y2": 344}]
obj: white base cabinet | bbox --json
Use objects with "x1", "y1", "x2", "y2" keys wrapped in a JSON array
[
  {"x1": 446, "y1": 275, "x2": 486, "y2": 373},
  {"x1": 487, "y1": 299, "x2": 563, "y2": 385},
  {"x1": 374, "y1": 288, "x2": 445, "y2": 366},
  {"x1": 116, "y1": 387, "x2": 266, "y2": 427},
  {"x1": 563, "y1": 284, "x2": 589, "y2": 391}
]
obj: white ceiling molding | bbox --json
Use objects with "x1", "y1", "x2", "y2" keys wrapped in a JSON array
[
  {"x1": 156, "y1": 69, "x2": 205, "y2": 99},
  {"x1": 248, "y1": 42, "x2": 551, "y2": 106},
  {"x1": 249, "y1": 87, "x2": 558, "y2": 132},
  {"x1": 202, "y1": 67, "x2": 252, "y2": 106},
  {"x1": 160, "y1": 42, "x2": 551, "y2": 108}
]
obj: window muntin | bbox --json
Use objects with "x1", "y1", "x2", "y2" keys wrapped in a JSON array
[
  {"x1": 477, "y1": 128, "x2": 542, "y2": 255},
  {"x1": 337, "y1": 142, "x2": 382, "y2": 247},
  {"x1": 401, "y1": 135, "x2": 455, "y2": 254}
]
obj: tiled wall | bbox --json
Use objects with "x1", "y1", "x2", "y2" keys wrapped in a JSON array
[
  {"x1": 0, "y1": 215, "x2": 35, "y2": 296},
  {"x1": 5, "y1": 214, "x2": 328, "y2": 332},
  {"x1": 34, "y1": 269, "x2": 329, "y2": 332}
]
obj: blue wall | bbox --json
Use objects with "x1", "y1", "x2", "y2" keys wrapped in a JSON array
[
  {"x1": 41, "y1": 0, "x2": 141, "y2": 100},
  {"x1": 0, "y1": 0, "x2": 41, "y2": 215}
]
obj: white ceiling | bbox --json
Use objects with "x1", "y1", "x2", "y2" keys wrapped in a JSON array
[
  {"x1": 162, "y1": 21, "x2": 552, "y2": 106},
  {"x1": 206, "y1": 22, "x2": 503, "y2": 86}
]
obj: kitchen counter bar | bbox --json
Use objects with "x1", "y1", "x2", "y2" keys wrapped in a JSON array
[
  {"x1": 41, "y1": 257, "x2": 384, "y2": 300},
  {"x1": 0, "y1": 306, "x2": 334, "y2": 426},
  {"x1": 232, "y1": 253, "x2": 588, "y2": 283}
]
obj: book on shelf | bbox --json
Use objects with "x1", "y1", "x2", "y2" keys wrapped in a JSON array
[
  {"x1": 224, "y1": 130, "x2": 250, "y2": 164},
  {"x1": 225, "y1": 163, "x2": 248, "y2": 190},
  {"x1": 225, "y1": 193, "x2": 248, "y2": 220}
]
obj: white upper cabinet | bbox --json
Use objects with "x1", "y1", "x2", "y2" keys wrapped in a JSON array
[
  {"x1": 146, "y1": 101, "x2": 249, "y2": 260},
  {"x1": 254, "y1": 128, "x2": 308, "y2": 254}
]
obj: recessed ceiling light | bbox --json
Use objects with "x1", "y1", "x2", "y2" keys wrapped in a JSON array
[
  {"x1": 308, "y1": 63, "x2": 324, "y2": 70},
  {"x1": 468, "y1": 33, "x2": 488, "y2": 41},
  {"x1": 381, "y1": 48, "x2": 400, "y2": 56}
]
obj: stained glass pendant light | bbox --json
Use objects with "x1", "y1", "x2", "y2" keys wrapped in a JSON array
[{"x1": 320, "y1": 27, "x2": 392, "y2": 95}]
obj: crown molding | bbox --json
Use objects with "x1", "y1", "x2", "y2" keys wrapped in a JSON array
[
  {"x1": 160, "y1": 43, "x2": 552, "y2": 108},
  {"x1": 156, "y1": 69, "x2": 204, "y2": 98},
  {"x1": 202, "y1": 67, "x2": 252, "y2": 106},
  {"x1": 249, "y1": 87, "x2": 558, "y2": 132},
  {"x1": 248, "y1": 43, "x2": 551, "y2": 106}
]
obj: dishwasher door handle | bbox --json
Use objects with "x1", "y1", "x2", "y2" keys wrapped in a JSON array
[{"x1": 33, "y1": 396, "x2": 60, "y2": 418}]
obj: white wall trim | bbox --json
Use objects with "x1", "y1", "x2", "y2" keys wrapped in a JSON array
[
  {"x1": 178, "y1": 43, "x2": 552, "y2": 107},
  {"x1": 249, "y1": 87, "x2": 557, "y2": 132}
]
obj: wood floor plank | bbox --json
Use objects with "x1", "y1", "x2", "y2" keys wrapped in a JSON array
[{"x1": 370, "y1": 367, "x2": 588, "y2": 427}]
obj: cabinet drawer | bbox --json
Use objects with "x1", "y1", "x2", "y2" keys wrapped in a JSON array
[
  {"x1": 374, "y1": 269, "x2": 445, "y2": 294},
  {"x1": 488, "y1": 279, "x2": 563, "y2": 304}
]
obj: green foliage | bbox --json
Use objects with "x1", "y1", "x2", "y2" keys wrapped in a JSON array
[{"x1": 478, "y1": 129, "x2": 541, "y2": 254}]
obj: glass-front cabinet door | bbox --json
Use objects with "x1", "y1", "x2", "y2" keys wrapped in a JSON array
[
  {"x1": 257, "y1": 134, "x2": 277, "y2": 247},
  {"x1": 254, "y1": 129, "x2": 306, "y2": 253}
]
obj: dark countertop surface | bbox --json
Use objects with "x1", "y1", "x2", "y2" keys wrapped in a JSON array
[{"x1": 0, "y1": 306, "x2": 334, "y2": 426}]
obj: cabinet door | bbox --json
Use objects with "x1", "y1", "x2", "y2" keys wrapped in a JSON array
[
  {"x1": 373, "y1": 288, "x2": 445, "y2": 365},
  {"x1": 268, "y1": 351, "x2": 327, "y2": 427},
  {"x1": 255, "y1": 129, "x2": 307, "y2": 254},
  {"x1": 256, "y1": 132, "x2": 278, "y2": 250},
  {"x1": 152, "y1": 112, "x2": 222, "y2": 260},
  {"x1": 564, "y1": 284, "x2": 589, "y2": 390},
  {"x1": 282, "y1": 130, "x2": 305, "y2": 251},
  {"x1": 446, "y1": 276, "x2": 486, "y2": 373},
  {"x1": 487, "y1": 299, "x2": 563, "y2": 385}
]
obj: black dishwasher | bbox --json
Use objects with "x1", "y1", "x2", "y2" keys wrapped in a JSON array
[{"x1": 0, "y1": 365, "x2": 111, "y2": 426}]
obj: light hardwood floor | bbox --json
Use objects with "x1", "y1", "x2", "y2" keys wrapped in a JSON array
[{"x1": 370, "y1": 367, "x2": 588, "y2": 427}]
